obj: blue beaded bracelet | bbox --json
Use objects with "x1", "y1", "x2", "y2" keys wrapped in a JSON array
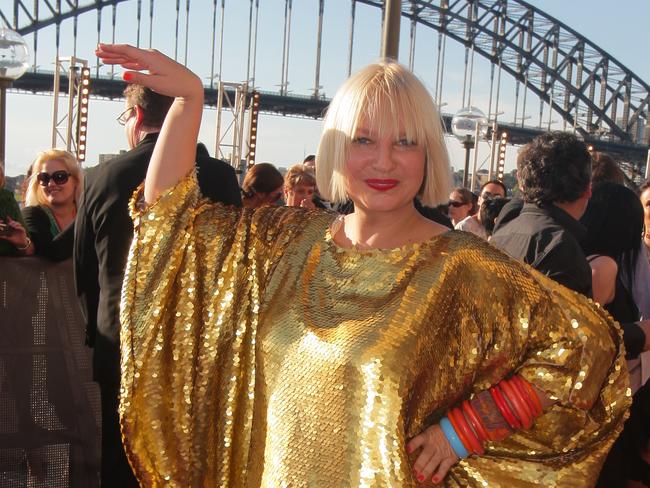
[{"x1": 440, "y1": 416, "x2": 469, "y2": 459}]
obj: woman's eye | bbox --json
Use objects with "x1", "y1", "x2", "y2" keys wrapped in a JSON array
[
  {"x1": 352, "y1": 137, "x2": 371, "y2": 145},
  {"x1": 397, "y1": 138, "x2": 416, "y2": 146}
]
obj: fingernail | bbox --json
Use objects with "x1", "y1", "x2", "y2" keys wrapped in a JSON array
[
  {"x1": 406, "y1": 445, "x2": 413, "y2": 454},
  {"x1": 123, "y1": 72, "x2": 133, "y2": 81},
  {"x1": 417, "y1": 474, "x2": 425, "y2": 482},
  {"x1": 432, "y1": 476, "x2": 440, "y2": 483}
]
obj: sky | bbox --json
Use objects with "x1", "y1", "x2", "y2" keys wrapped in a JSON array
[{"x1": 3, "y1": 0, "x2": 650, "y2": 177}]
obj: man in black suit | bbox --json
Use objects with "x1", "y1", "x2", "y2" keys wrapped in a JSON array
[{"x1": 74, "y1": 84, "x2": 241, "y2": 486}]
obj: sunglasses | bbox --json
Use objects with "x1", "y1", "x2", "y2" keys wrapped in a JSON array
[
  {"x1": 37, "y1": 170, "x2": 71, "y2": 186},
  {"x1": 480, "y1": 191, "x2": 503, "y2": 200},
  {"x1": 448, "y1": 200, "x2": 467, "y2": 208}
]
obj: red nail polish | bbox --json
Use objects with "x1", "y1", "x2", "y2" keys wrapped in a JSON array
[
  {"x1": 123, "y1": 72, "x2": 133, "y2": 81},
  {"x1": 406, "y1": 445, "x2": 413, "y2": 454},
  {"x1": 432, "y1": 476, "x2": 439, "y2": 483},
  {"x1": 417, "y1": 474, "x2": 425, "y2": 482}
]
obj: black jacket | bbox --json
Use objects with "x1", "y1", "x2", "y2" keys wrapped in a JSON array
[
  {"x1": 491, "y1": 202, "x2": 646, "y2": 359},
  {"x1": 22, "y1": 205, "x2": 75, "y2": 261},
  {"x1": 74, "y1": 133, "x2": 241, "y2": 384},
  {"x1": 491, "y1": 203, "x2": 592, "y2": 297}
]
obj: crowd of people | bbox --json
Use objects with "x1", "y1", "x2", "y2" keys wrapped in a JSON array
[{"x1": 0, "y1": 42, "x2": 649, "y2": 487}]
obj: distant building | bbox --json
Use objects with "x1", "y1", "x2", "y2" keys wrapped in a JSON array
[{"x1": 97, "y1": 150, "x2": 127, "y2": 164}]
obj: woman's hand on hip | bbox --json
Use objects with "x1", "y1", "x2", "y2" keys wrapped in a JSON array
[{"x1": 407, "y1": 423, "x2": 459, "y2": 485}]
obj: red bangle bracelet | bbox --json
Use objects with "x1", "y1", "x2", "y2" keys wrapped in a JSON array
[
  {"x1": 449, "y1": 407, "x2": 485, "y2": 455},
  {"x1": 490, "y1": 385, "x2": 522, "y2": 430},
  {"x1": 500, "y1": 379, "x2": 533, "y2": 429},
  {"x1": 461, "y1": 400, "x2": 491, "y2": 444},
  {"x1": 448, "y1": 407, "x2": 476, "y2": 455},
  {"x1": 514, "y1": 375, "x2": 543, "y2": 417},
  {"x1": 511, "y1": 375, "x2": 542, "y2": 419}
]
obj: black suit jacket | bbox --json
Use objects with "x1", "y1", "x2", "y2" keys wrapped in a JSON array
[{"x1": 74, "y1": 132, "x2": 241, "y2": 384}]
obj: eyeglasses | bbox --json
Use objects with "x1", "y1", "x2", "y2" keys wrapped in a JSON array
[
  {"x1": 36, "y1": 170, "x2": 71, "y2": 186},
  {"x1": 448, "y1": 200, "x2": 466, "y2": 208},
  {"x1": 116, "y1": 106, "x2": 135, "y2": 126}
]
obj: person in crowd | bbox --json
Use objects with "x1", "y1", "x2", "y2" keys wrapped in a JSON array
[
  {"x1": 100, "y1": 43, "x2": 628, "y2": 487},
  {"x1": 455, "y1": 179, "x2": 506, "y2": 238},
  {"x1": 303, "y1": 154, "x2": 316, "y2": 171},
  {"x1": 580, "y1": 182, "x2": 650, "y2": 487},
  {"x1": 241, "y1": 162, "x2": 284, "y2": 208},
  {"x1": 446, "y1": 186, "x2": 476, "y2": 227},
  {"x1": 1, "y1": 149, "x2": 81, "y2": 260},
  {"x1": 479, "y1": 197, "x2": 510, "y2": 239},
  {"x1": 642, "y1": 180, "x2": 650, "y2": 256},
  {"x1": 302, "y1": 154, "x2": 330, "y2": 209},
  {"x1": 73, "y1": 83, "x2": 241, "y2": 487},
  {"x1": 0, "y1": 164, "x2": 29, "y2": 256},
  {"x1": 283, "y1": 164, "x2": 316, "y2": 208},
  {"x1": 491, "y1": 132, "x2": 593, "y2": 296},
  {"x1": 591, "y1": 151, "x2": 626, "y2": 185}
]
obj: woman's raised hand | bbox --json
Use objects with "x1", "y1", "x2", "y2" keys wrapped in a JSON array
[
  {"x1": 407, "y1": 424, "x2": 459, "y2": 485},
  {"x1": 95, "y1": 44, "x2": 203, "y2": 101},
  {"x1": 96, "y1": 43, "x2": 204, "y2": 203}
]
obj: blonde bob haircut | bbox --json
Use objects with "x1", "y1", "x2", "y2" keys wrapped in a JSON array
[
  {"x1": 316, "y1": 62, "x2": 452, "y2": 207},
  {"x1": 25, "y1": 149, "x2": 83, "y2": 208}
]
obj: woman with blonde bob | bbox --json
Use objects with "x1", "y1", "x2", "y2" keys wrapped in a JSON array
[
  {"x1": 20, "y1": 149, "x2": 82, "y2": 259},
  {"x1": 99, "y1": 44, "x2": 628, "y2": 487}
]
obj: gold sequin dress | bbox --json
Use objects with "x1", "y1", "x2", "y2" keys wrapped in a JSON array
[{"x1": 120, "y1": 172, "x2": 629, "y2": 487}]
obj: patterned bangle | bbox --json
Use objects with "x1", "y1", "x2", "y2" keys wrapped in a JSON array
[
  {"x1": 461, "y1": 400, "x2": 491, "y2": 443},
  {"x1": 440, "y1": 417, "x2": 469, "y2": 459},
  {"x1": 449, "y1": 407, "x2": 485, "y2": 455},
  {"x1": 500, "y1": 379, "x2": 533, "y2": 429},
  {"x1": 490, "y1": 385, "x2": 522, "y2": 429},
  {"x1": 513, "y1": 375, "x2": 543, "y2": 417},
  {"x1": 16, "y1": 236, "x2": 32, "y2": 251}
]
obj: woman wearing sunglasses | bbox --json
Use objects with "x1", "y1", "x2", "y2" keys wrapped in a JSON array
[
  {"x1": 101, "y1": 44, "x2": 628, "y2": 487},
  {"x1": 18, "y1": 149, "x2": 82, "y2": 260}
]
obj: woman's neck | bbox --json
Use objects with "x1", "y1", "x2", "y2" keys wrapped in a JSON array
[
  {"x1": 338, "y1": 203, "x2": 443, "y2": 250},
  {"x1": 49, "y1": 204, "x2": 76, "y2": 229}
]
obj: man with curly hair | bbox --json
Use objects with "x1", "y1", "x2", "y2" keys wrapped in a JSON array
[{"x1": 491, "y1": 131, "x2": 593, "y2": 295}]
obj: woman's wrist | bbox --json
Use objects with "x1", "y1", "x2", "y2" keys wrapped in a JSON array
[{"x1": 442, "y1": 375, "x2": 545, "y2": 456}]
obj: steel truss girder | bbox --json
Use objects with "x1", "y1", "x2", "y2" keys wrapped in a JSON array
[
  {"x1": 357, "y1": 0, "x2": 650, "y2": 145},
  {"x1": 2, "y1": 1, "x2": 129, "y2": 36},
  {"x1": 4, "y1": 0, "x2": 650, "y2": 146}
]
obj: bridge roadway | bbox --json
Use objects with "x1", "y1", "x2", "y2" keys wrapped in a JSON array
[{"x1": 14, "y1": 71, "x2": 649, "y2": 165}]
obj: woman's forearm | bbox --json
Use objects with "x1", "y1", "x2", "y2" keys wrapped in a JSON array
[{"x1": 145, "y1": 90, "x2": 204, "y2": 204}]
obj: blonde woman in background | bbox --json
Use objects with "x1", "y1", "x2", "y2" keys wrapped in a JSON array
[
  {"x1": 21, "y1": 149, "x2": 82, "y2": 260},
  {"x1": 283, "y1": 163, "x2": 316, "y2": 208}
]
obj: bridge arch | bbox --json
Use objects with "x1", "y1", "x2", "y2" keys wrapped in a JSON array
[{"x1": 3, "y1": 0, "x2": 649, "y2": 149}]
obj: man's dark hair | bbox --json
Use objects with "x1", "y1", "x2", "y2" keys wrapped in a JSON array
[
  {"x1": 479, "y1": 179, "x2": 507, "y2": 197},
  {"x1": 123, "y1": 84, "x2": 174, "y2": 128},
  {"x1": 303, "y1": 154, "x2": 316, "y2": 164},
  {"x1": 516, "y1": 131, "x2": 591, "y2": 206},
  {"x1": 480, "y1": 197, "x2": 510, "y2": 236}
]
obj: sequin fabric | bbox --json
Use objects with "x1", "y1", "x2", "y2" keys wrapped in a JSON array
[{"x1": 120, "y1": 172, "x2": 629, "y2": 487}]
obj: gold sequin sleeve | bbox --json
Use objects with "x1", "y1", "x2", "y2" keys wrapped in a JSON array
[
  {"x1": 119, "y1": 171, "x2": 334, "y2": 487},
  {"x1": 440, "y1": 240, "x2": 631, "y2": 487}
]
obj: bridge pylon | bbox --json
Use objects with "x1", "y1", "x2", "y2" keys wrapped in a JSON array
[
  {"x1": 51, "y1": 56, "x2": 90, "y2": 163},
  {"x1": 214, "y1": 81, "x2": 254, "y2": 173}
]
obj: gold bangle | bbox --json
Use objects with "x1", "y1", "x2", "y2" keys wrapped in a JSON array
[{"x1": 16, "y1": 237, "x2": 32, "y2": 251}]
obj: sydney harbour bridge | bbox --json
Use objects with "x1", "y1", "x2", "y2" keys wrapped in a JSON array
[{"x1": 2, "y1": 0, "x2": 649, "y2": 178}]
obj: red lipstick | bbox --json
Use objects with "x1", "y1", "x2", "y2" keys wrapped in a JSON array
[{"x1": 365, "y1": 179, "x2": 399, "y2": 191}]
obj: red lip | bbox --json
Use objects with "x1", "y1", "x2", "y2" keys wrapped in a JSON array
[{"x1": 365, "y1": 179, "x2": 399, "y2": 191}]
